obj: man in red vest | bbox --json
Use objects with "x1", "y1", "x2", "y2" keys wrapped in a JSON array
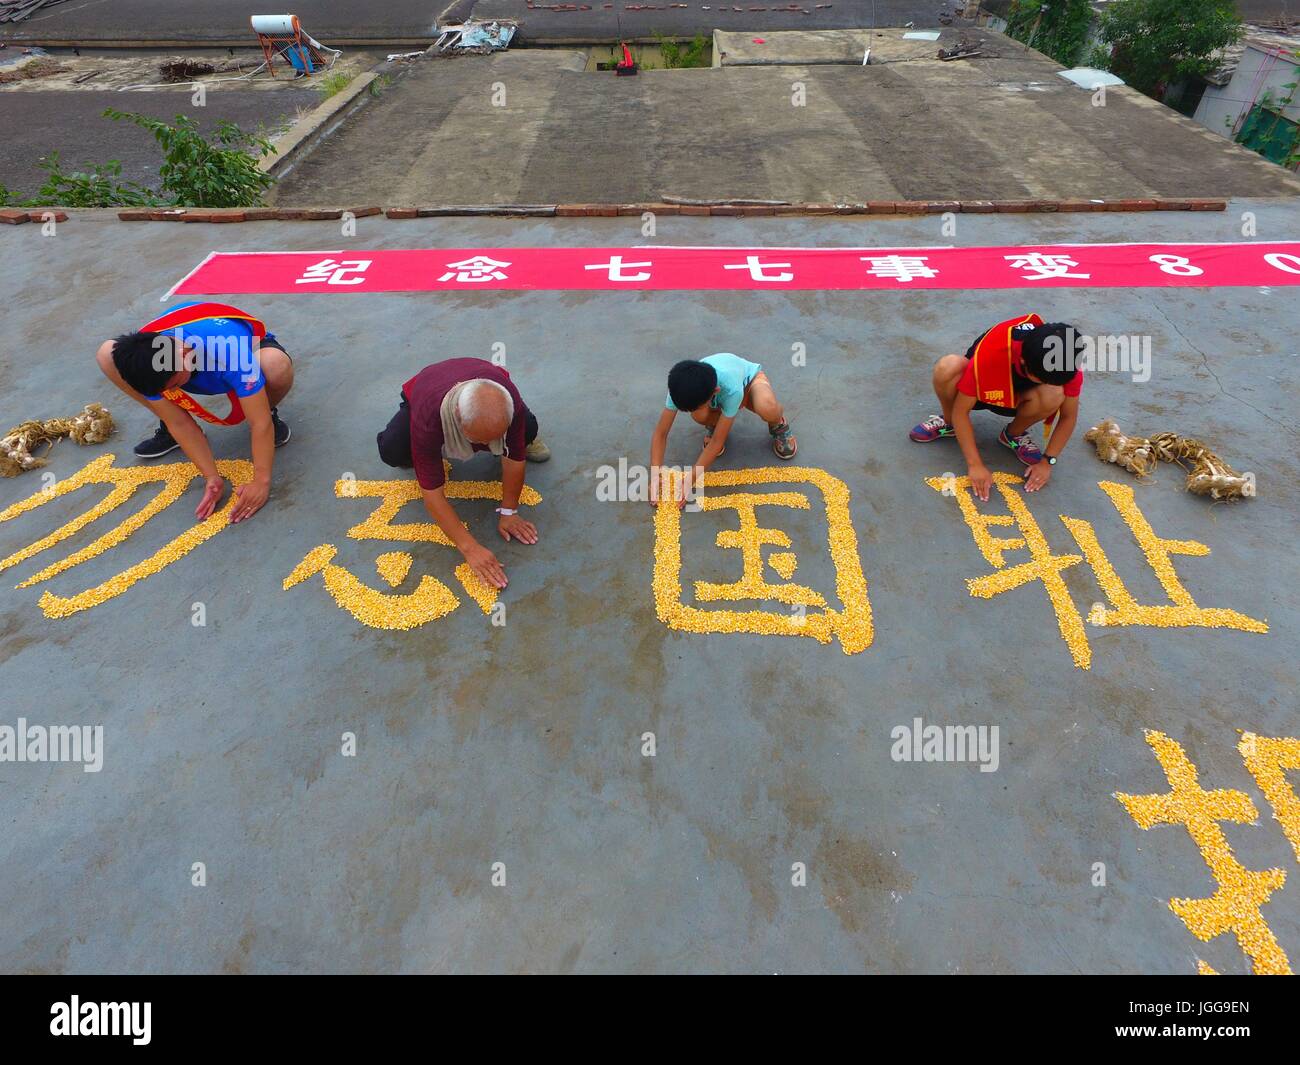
[
  {"x1": 95, "y1": 301, "x2": 294, "y2": 524},
  {"x1": 909, "y1": 315, "x2": 1084, "y2": 501}
]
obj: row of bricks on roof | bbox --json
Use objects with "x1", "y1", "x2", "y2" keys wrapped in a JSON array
[{"x1": 0, "y1": 199, "x2": 1228, "y2": 225}]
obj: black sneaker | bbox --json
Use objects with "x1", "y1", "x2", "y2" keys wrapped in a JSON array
[
  {"x1": 133, "y1": 421, "x2": 180, "y2": 459},
  {"x1": 272, "y1": 408, "x2": 291, "y2": 447}
]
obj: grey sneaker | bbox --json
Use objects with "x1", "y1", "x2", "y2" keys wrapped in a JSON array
[
  {"x1": 770, "y1": 420, "x2": 797, "y2": 460},
  {"x1": 525, "y1": 435, "x2": 550, "y2": 462}
]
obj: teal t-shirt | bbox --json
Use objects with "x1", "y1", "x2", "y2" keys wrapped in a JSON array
[{"x1": 665, "y1": 353, "x2": 762, "y2": 418}]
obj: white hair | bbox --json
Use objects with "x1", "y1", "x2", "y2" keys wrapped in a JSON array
[{"x1": 457, "y1": 379, "x2": 514, "y2": 427}]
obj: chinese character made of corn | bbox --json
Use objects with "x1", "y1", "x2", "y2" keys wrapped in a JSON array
[
  {"x1": 1117, "y1": 730, "x2": 1291, "y2": 975},
  {"x1": 926, "y1": 473, "x2": 1267, "y2": 669},
  {"x1": 0, "y1": 453, "x2": 253, "y2": 618},
  {"x1": 283, "y1": 468, "x2": 541, "y2": 631},
  {"x1": 654, "y1": 467, "x2": 873, "y2": 654}
]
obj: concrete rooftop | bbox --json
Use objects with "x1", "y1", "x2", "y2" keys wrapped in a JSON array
[
  {"x1": 3, "y1": 0, "x2": 970, "y2": 46},
  {"x1": 0, "y1": 205, "x2": 1297, "y2": 973},
  {"x1": 273, "y1": 34, "x2": 1300, "y2": 205}
]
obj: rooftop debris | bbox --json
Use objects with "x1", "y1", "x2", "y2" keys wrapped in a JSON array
[
  {"x1": 158, "y1": 58, "x2": 218, "y2": 83},
  {"x1": 0, "y1": 55, "x2": 66, "y2": 82},
  {"x1": 435, "y1": 19, "x2": 518, "y2": 55},
  {"x1": 0, "y1": 0, "x2": 71, "y2": 23}
]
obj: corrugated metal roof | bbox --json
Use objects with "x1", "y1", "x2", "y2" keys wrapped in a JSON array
[{"x1": 1205, "y1": 23, "x2": 1300, "y2": 85}]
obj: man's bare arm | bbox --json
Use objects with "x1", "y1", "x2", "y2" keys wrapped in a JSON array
[{"x1": 421, "y1": 484, "x2": 508, "y2": 588}]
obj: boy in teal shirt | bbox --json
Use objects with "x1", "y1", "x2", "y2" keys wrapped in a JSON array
[{"x1": 649, "y1": 353, "x2": 797, "y2": 507}]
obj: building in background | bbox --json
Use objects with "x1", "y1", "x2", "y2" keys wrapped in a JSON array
[{"x1": 1194, "y1": 29, "x2": 1300, "y2": 169}]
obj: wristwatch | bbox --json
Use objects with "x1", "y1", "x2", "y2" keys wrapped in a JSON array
[
  {"x1": 496, "y1": 507, "x2": 517, "y2": 516},
  {"x1": 1045, "y1": 455, "x2": 1058, "y2": 466}
]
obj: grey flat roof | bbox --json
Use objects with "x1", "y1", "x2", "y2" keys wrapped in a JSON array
[
  {"x1": 1, "y1": 204, "x2": 1298, "y2": 972},
  {"x1": 273, "y1": 36, "x2": 1300, "y2": 205}
]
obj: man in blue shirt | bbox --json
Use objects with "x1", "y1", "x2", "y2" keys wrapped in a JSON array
[{"x1": 94, "y1": 301, "x2": 294, "y2": 524}]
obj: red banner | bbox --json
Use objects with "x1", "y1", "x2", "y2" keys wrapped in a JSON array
[{"x1": 169, "y1": 243, "x2": 1300, "y2": 297}]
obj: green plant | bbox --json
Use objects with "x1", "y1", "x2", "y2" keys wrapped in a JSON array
[
  {"x1": 28, "y1": 153, "x2": 157, "y2": 208},
  {"x1": 315, "y1": 70, "x2": 352, "y2": 101},
  {"x1": 102, "y1": 109, "x2": 276, "y2": 207},
  {"x1": 369, "y1": 73, "x2": 392, "y2": 97},
  {"x1": 1085, "y1": 43, "x2": 1113, "y2": 70},
  {"x1": 1098, "y1": 0, "x2": 1242, "y2": 99},
  {"x1": 1006, "y1": 0, "x2": 1095, "y2": 68},
  {"x1": 656, "y1": 33, "x2": 710, "y2": 69}
]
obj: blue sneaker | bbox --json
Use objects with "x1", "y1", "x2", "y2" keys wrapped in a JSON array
[
  {"x1": 909, "y1": 414, "x2": 954, "y2": 442},
  {"x1": 999, "y1": 426, "x2": 1042, "y2": 465}
]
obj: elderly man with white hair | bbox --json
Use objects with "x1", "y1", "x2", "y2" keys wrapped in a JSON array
[{"x1": 377, "y1": 358, "x2": 549, "y2": 590}]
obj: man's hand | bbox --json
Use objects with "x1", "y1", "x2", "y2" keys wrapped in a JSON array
[
  {"x1": 1024, "y1": 462, "x2": 1053, "y2": 493},
  {"x1": 230, "y1": 479, "x2": 269, "y2": 524},
  {"x1": 196, "y1": 475, "x2": 226, "y2": 520},
  {"x1": 968, "y1": 463, "x2": 993, "y2": 502},
  {"x1": 498, "y1": 512, "x2": 538, "y2": 545},
  {"x1": 463, "y1": 542, "x2": 508, "y2": 589}
]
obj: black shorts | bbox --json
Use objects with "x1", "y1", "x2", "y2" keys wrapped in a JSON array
[
  {"x1": 259, "y1": 335, "x2": 291, "y2": 361},
  {"x1": 972, "y1": 400, "x2": 1017, "y2": 417}
]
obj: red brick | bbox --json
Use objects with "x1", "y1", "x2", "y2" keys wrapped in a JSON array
[
  {"x1": 27, "y1": 209, "x2": 68, "y2": 223},
  {"x1": 710, "y1": 205, "x2": 743, "y2": 216},
  {"x1": 893, "y1": 201, "x2": 928, "y2": 215},
  {"x1": 679, "y1": 205, "x2": 710, "y2": 216},
  {"x1": 345, "y1": 206, "x2": 383, "y2": 218},
  {"x1": 242, "y1": 207, "x2": 280, "y2": 220},
  {"x1": 773, "y1": 205, "x2": 806, "y2": 216},
  {"x1": 1055, "y1": 199, "x2": 1097, "y2": 212},
  {"x1": 922, "y1": 201, "x2": 960, "y2": 214},
  {"x1": 0, "y1": 208, "x2": 30, "y2": 225},
  {"x1": 1187, "y1": 198, "x2": 1227, "y2": 211},
  {"x1": 117, "y1": 208, "x2": 152, "y2": 221},
  {"x1": 149, "y1": 209, "x2": 187, "y2": 221},
  {"x1": 993, "y1": 200, "x2": 1030, "y2": 213},
  {"x1": 557, "y1": 204, "x2": 617, "y2": 216},
  {"x1": 385, "y1": 207, "x2": 418, "y2": 218},
  {"x1": 304, "y1": 208, "x2": 344, "y2": 220},
  {"x1": 960, "y1": 201, "x2": 996, "y2": 213},
  {"x1": 183, "y1": 209, "x2": 247, "y2": 223},
  {"x1": 801, "y1": 204, "x2": 840, "y2": 215},
  {"x1": 736, "y1": 205, "x2": 775, "y2": 216}
]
